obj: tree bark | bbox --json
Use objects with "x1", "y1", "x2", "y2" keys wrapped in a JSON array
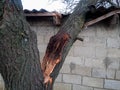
[
  {"x1": 0, "y1": 0, "x2": 44, "y2": 90},
  {"x1": 0, "y1": 0, "x2": 99, "y2": 90},
  {"x1": 41, "y1": 0, "x2": 98, "y2": 89}
]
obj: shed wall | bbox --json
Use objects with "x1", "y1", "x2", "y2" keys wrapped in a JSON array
[{"x1": 0, "y1": 20, "x2": 120, "y2": 90}]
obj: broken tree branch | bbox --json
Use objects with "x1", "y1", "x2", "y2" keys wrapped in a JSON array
[{"x1": 41, "y1": 32, "x2": 70, "y2": 86}]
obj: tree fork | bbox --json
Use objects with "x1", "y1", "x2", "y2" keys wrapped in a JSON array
[{"x1": 0, "y1": 0, "x2": 100, "y2": 90}]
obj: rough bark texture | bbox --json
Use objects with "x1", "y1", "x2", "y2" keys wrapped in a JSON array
[
  {"x1": 41, "y1": 0, "x2": 98, "y2": 89},
  {"x1": 41, "y1": 33, "x2": 70, "y2": 89},
  {"x1": 0, "y1": 0, "x2": 44, "y2": 90},
  {"x1": 0, "y1": 0, "x2": 100, "y2": 90}
]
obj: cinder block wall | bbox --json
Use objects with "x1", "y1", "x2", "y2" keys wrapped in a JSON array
[
  {"x1": 0, "y1": 74, "x2": 4, "y2": 90},
  {"x1": 0, "y1": 20, "x2": 120, "y2": 90},
  {"x1": 32, "y1": 20, "x2": 120, "y2": 90}
]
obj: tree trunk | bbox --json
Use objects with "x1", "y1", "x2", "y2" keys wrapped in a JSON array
[
  {"x1": 0, "y1": 0, "x2": 98, "y2": 90},
  {"x1": 0, "y1": 0, "x2": 44, "y2": 90}
]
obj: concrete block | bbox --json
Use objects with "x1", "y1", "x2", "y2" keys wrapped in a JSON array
[
  {"x1": 74, "y1": 40, "x2": 83, "y2": 46},
  {"x1": 60, "y1": 64, "x2": 71, "y2": 74},
  {"x1": 80, "y1": 37, "x2": 107, "y2": 48},
  {"x1": 35, "y1": 26, "x2": 48, "y2": 36},
  {"x1": 44, "y1": 28, "x2": 55, "y2": 44},
  {"x1": 0, "y1": 74, "x2": 4, "y2": 84},
  {"x1": 72, "y1": 65, "x2": 91, "y2": 76},
  {"x1": 55, "y1": 74, "x2": 62, "y2": 83},
  {"x1": 39, "y1": 52, "x2": 45, "y2": 61},
  {"x1": 74, "y1": 46, "x2": 95, "y2": 58},
  {"x1": 106, "y1": 69, "x2": 115, "y2": 79},
  {"x1": 116, "y1": 70, "x2": 120, "y2": 80},
  {"x1": 92, "y1": 68, "x2": 115, "y2": 79},
  {"x1": 0, "y1": 81, "x2": 4, "y2": 90},
  {"x1": 95, "y1": 47, "x2": 107, "y2": 58},
  {"x1": 107, "y1": 49, "x2": 120, "y2": 58},
  {"x1": 82, "y1": 37, "x2": 96, "y2": 47},
  {"x1": 85, "y1": 58, "x2": 105, "y2": 68},
  {"x1": 44, "y1": 35, "x2": 53, "y2": 44},
  {"x1": 106, "y1": 27, "x2": 120, "y2": 38},
  {"x1": 54, "y1": 83, "x2": 71, "y2": 90},
  {"x1": 65, "y1": 56, "x2": 85, "y2": 66},
  {"x1": 0, "y1": 74, "x2": 4, "y2": 90},
  {"x1": 94, "y1": 37, "x2": 106, "y2": 48},
  {"x1": 73, "y1": 85, "x2": 93, "y2": 90},
  {"x1": 104, "y1": 79, "x2": 120, "y2": 89},
  {"x1": 79, "y1": 27, "x2": 96, "y2": 37},
  {"x1": 63, "y1": 74, "x2": 81, "y2": 84},
  {"x1": 37, "y1": 35, "x2": 44, "y2": 44},
  {"x1": 83, "y1": 77, "x2": 104, "y2": 88},
  {"x1": 94, "y1": 88, "x2": 110, "y2": 90},
  {"x1": 0, "y1": 82, "x2": 4, "y2": 90},
  {"x1": 92, "y1": 68, "x2": 106, "y2": 78},
  {"x1": 96, "y1": 26, "x2": 108, "y2": 38},
  {"x1": 67, "y1": 46, "x2": 74, "y2": 56},
  {"x1": 107, "y1": 38, "x2": 120, "y2": 48},
  {"x1": 37, "y1": 44, "x2": 47, "y2": 53},
  {"x1": 104, "y1": 57, "x2": 119, "y2": 70}
]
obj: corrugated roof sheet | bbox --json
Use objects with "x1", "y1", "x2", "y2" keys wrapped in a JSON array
[{"x1": 24, "y1": 6, "x2": 120, "y2": 27}]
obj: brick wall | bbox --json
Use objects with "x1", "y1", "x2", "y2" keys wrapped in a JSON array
[{"x1": 0, "y1": 20, "x2": 120, "y2": 90}]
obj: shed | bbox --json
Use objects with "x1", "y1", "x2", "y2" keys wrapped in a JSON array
[{"x1": 24, "y1": 7, "x2": 120, "y2": 90}]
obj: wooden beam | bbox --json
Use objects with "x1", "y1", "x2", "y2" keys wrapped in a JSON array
[
  {"x1": 83, "y1": 9, "x2": 120, "y2": 28},
  {"x1": 24, "y1": 12, "x2": 57, "y2": 17},
  {"x1": 24, "y1": 12, "x2": 62, "y2": 25}
]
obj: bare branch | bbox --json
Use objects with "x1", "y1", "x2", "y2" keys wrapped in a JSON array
[{"x1": 76, "y1": 36, "x2": 84, "y2": 41}]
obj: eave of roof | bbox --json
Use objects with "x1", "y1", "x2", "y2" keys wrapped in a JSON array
[
  {"x1": 83, "y1": 9, "x2": 120, "y2": 28},
  {"x1": 24, "y1": 10, "x2": 62, "y2": 25},
  {"x1": 24, "y1": 12, "x2": 59, "y2": 17},
  {"x1": 24, "y1": 8, "x2": 120, "y2": 27}
]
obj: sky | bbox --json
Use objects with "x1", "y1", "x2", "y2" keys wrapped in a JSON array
[
  {"x1": 21, "y1": 0, "x2": 119, "y2": 12},
  {"x1": 21, "y1": 0, "x2": 66, "y2": 12}
]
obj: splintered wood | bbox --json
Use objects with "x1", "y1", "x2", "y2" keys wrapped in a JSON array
[{"x1": 41, "y1": 33, "x2": 70, "y2": 84}]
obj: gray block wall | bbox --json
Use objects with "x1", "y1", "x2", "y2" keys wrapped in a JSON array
[
  {"x1": 0, "y1": 74, "x2": 4, "y2": 90},
  {"x1": 0, "y1": 20, "x2": 120, "y2": 90}
]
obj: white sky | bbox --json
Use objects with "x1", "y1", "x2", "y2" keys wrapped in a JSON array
[
  {"x1": 22, "y1": 0, "x2": 119, "y2": 12},
  {"x1": 21, "y1": 0, "x2": 66, "y2": 12}
]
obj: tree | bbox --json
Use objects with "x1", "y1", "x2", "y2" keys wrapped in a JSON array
[{"x1": 0, "y1": 0, "x2": 119, "y2": 90}]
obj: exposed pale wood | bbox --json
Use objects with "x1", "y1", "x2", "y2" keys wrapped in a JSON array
[
  {"x1": 41, "y1": 33, "x2": 70, "y2": 87},
  {"x1": 83, "y1": 9, "x2": 120, "y2": 28}
]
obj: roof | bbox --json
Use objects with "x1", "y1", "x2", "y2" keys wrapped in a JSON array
[
  {"x1": 24, "y1": 9, "x2": 62, "y2": 25},
  {"x1": 24, "y1": 7, "x2": 120, "y2": 27},
  {"x1": 84, "y1": 9, "x2": 120, "y2": 28}
]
